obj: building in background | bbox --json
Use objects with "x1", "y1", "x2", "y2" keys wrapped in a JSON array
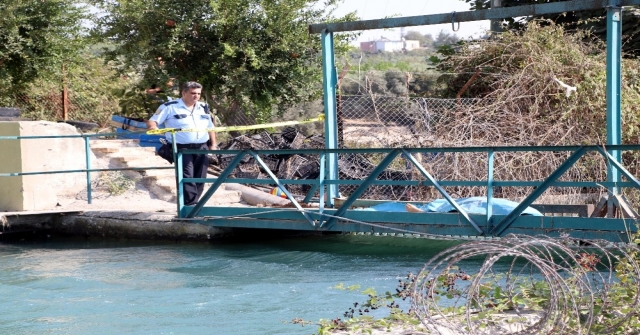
[{"x1": 359, "y1": 38, "x2": 420, "y2": 53}]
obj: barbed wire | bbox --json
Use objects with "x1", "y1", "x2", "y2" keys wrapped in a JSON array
[{"x1": 411, "y1": 234, "x2": 640, "y2": 335}]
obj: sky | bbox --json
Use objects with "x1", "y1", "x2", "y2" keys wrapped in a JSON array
[{"x1": 330, "y1": 0, "x2": 490, "y2": 43}]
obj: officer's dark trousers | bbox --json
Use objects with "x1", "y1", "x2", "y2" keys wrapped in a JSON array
[{"x1": 177, "y1": 143, "x2": 208, "y2": 206}]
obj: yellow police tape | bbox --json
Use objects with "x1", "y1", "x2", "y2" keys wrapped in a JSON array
[{"x1": 146, "y1": 114, "x2": 325, "y2": 135}]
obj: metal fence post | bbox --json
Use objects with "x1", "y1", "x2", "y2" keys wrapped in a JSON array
[
  {"x1": 321, "y1": 29, "x2": 339, "y2": 207},
  {"x1": 606, "y1": 3, "x2": 623, "y2": 216},
  {"x1": 85, "y1": 136, "x2": 92, "y2": 204}
]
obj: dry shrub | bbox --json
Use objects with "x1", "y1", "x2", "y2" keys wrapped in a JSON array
[
  {"x1": 422, "y1": 22, "x2": 640, "y2": 203},
  {"x1": 438, "y1": 21, "x2": 640, "y2": 145}
]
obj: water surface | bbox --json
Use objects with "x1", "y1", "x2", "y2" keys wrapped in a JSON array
[{"x1": 0, "y1": 235, "x2": 463, "y2": 334}]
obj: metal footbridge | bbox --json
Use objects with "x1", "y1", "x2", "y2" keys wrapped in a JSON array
[
  {"x1": 2, "y1": 0, "x2": 640, "y2": 242},
  {"x1": 174, "y1": 0, "x2": 640, "y2": 242},
  {"x1": 176, "y1": 144, "x2": 640, "y2": 242}
]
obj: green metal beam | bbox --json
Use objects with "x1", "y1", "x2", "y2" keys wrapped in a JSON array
[
  {"x1": 190, "y1": 207, "x2": 635, "y2": 241},
  {"x1": 184, "y1": 149, "x2": 247, "y2": 218},
  {"x1": 402, "y1": 149, "x2": 483, "y2": 234},
  {"x1": 606, "y1": 4, "x2": 623, "y2": 199},
  {"x1": 491, "y1": 147, "x2": 587, "y2": 236},
  {"x1": 309, "y1": 0, "x2": 640, "y2": 34},
  {"x1": 321, "y1": 31, "x2": 339, "y2": 207},
  {"x1": 323, "y1": 149, "x2": 401, "y2": 228}
]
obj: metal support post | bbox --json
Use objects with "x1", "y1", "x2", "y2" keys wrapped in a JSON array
[
  {"x1": 321, "y1": 30, "x2": 339, "y2": 207},
  {"x1": 84, "y1": 136, "x2": 92, "y2": 204},
  {"x1": 172, "y1": 133, "x2": 183, "y2": 216},
  {"x1": 486, "y1": 150, "x2": 494, "y2": 230},
  {"x1": 490, "y1": 0, "x2": 502, "y2": 33},
  {"x1": 606, "y1": 3, "x2": 623, "y2": 215}
]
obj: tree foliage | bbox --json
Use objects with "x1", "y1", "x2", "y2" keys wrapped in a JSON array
[
  {"x1": 0, "y1": 0, "x2": 88, "y2": 91},
  {"x1": 464, "y1": 0, "x2": 640, "y2": 57},
  {"x1": 14, "y1": 54, "x2": 132, "y2": 126},
  {"x1": 433, "y1": 30, "x2": 461, "y2": 48},
  {"x1": 89, "y1": 0, "x2": 357, "y2": 123}
]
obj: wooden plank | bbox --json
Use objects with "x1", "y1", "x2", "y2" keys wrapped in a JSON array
[
  {"x1": 612, "y1": 194, "x2": 638, "y2": 219},
  {"x1": 0, "y1": 116, "x2": 30, "y2": 121},
  {"x1": 2, "y1": 211, "x2": 82, "y2": 225},
  {"x1": 529, "y1": 204, "x2": 594, "y2": 217},
  {"x1": 590, "y1": 197, "x2": 608, "y2": 217}
]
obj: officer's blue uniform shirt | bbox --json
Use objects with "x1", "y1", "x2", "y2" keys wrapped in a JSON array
[{"x1": 150, "y1": 98, "x2": 214, "y2": 144}]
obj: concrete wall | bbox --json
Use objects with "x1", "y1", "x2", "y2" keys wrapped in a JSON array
[
  {"x1": 0, "y1": 123, "x2": 23, "y2": 211},
  {"x1": 404, "y1": 40, "x2": 420, "y2": 51},
  {"x1": 0, "y1": 121, "x2": 97, "y2": 211}
]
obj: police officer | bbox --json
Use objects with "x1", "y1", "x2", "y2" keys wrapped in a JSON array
[{"x1": 146, "y1": 81, "x2": 217, "y2": 206}]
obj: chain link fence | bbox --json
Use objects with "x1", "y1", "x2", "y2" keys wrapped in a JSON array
[
  {"x1": 9, "y1": 89, "x2": 120, "y2": 128},
  {"x1": 333, "y1": 94, "x2": 618, "y2": 205},
  {"x1": 3, "y1": 69, "x2": 124, "y2": 128},
  {"x1": 1, "y1": 74, "x2": 632, "y2": 206},
  {"x1": 338, "y1": 95, "x2": 480, "y2": 148}
]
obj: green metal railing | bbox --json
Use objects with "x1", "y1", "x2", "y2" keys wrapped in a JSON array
[
  {"x1": 179, "y1": 144, "x2": 640, "y2": 238},
  {"x1": 0, "y1": 131, "x2": 173, "y2": 204},
  {"x1": 2, "y1": 132, "x2": 640, "y2": 239}
]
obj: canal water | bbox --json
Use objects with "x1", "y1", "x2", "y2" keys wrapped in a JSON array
[{"x1": 0, "y1": 234, "x2": 466, "y2": 335}]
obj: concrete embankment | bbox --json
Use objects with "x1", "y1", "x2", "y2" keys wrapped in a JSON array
[{"x1": 1, "y1": 210, "x2": 233, "y2": 241}]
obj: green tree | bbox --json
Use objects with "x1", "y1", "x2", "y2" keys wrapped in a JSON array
[
  {"x1": 89, "y1": 0, "x2": 357, "y2": 124},
  {"x1": 433, "y1": 30, "x2": 460, "y2": 48},
  {"x1": 384, "y1": 71, "x2": 408, "y2": 96},
  {"x1": 463, "y1": 0, "x2": 640, "y2": 57},
  {"x1": 18, "y1": 54, "x2": 126, "y2": 126},
  {"x1": 0, "y1": 0, "x2": 88, "y2": 93},
  {"x1": 408, "y1": 72, "x2": 440, "y2": 97}
]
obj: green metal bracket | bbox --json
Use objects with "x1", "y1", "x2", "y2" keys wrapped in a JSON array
[
  {"x1": 185, "y1": 150, "x2": 248, "y2": 218},
  {"x1": 401, "y1": 149, "x2": 483, "y2": 234},
  {"x1": 491, "y1": 147, "x2": 587, "y2": 236},
  {"x1": 84, "y1": 137, "x2": 92, "y2": 204},
  {"x1": 172, "y1": 133, "x2": 182, "y2": 215},
  {"x1": 597, "y1": 147, "x2": 640, "y2": 189},
  {"x1": 323, "y1": 149, "x2": 401, "y2": 228},
  {"x1": 251, "y1": 151, "x2": 317, "y2": 227},
  {"x1": 486, "y1": 150, "x2": 495, "y2": 231}
]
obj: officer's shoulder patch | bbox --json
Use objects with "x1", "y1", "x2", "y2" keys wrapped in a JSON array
[{"x1": 162, "y1": 101, "x2": 179, "y2": 106}]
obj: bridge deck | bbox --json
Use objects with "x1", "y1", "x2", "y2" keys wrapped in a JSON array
[{"x1": 174, "y1": 203, "x2": 634, "y2": 243}]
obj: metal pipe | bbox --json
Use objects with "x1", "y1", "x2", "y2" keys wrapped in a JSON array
[
  {"x1": 490, "y1": 0, "x2": 503, "y2": 33},
  {"x1": 606, "y1": 4, "x2": 623, "y2": 209},
  {"x1": 85, "y1": 137, "x2": 92, "y2": 204},
  {"x1": 321, "y1": 30, "x2": 339, "y2": 207},
  {"x1": 486, "y1": 150, "x2": 494, "y2": 230},
  {"x1": 309, "y1": 0, "x2": 640, "y2": 34}
]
